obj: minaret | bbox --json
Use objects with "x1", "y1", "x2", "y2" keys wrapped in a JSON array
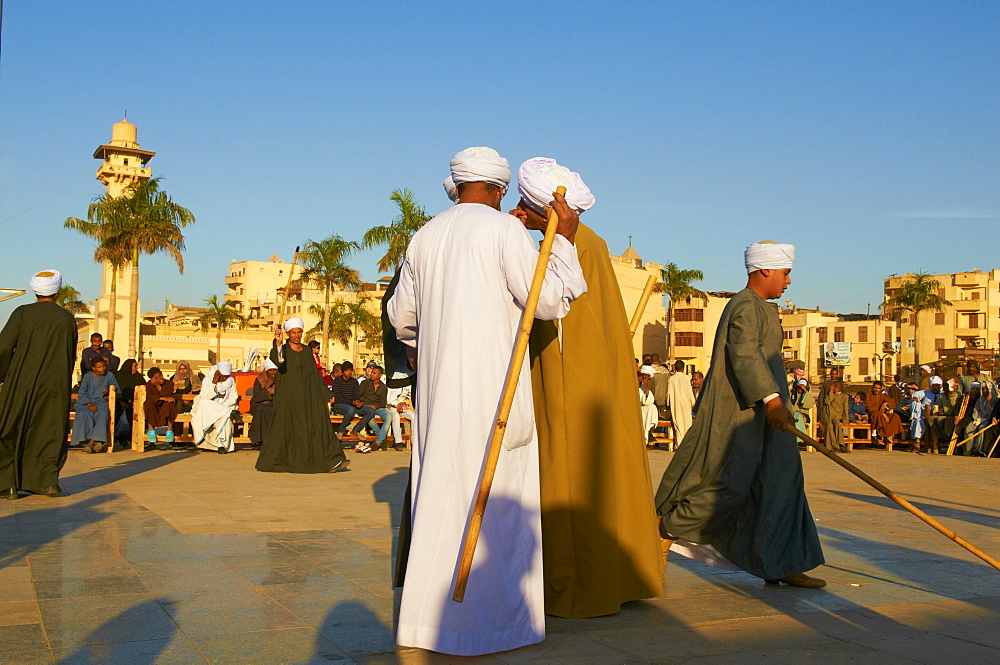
[{"x1": 92, "y1": 117, "x2": 156, "y2": 340}]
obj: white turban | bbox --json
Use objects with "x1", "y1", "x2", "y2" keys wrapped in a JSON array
[
  {"x1": 744, "y1": 241, "x2": 795, "y2": 274},
  {"x1": 217, "y1": 361, "x2": 233, "y2": 375},
  {"x1": 262, "y1": 359, "x2": 277, "y2": 371},
  {"x1": 443, "y1": 175, "x2": 459, "y2": 203},
  {"x1": 919, "y1": 365, "x2": 931, "y2": 373},
  {"x1": 639, "y1": 365, "x2": 656, "y2": 376},
  {"x1": 30, "y1": 269, "x2": 62, "y2": 297},
  {"x1": 930, "y1": 376, "x2": 943, "y2": 386},
  {"x1": 283, "y1": 318, "x2": 304, "y2": 332},
  {"x1": 517, "y1": 157, "x2": 596, "y2": 214},
  {"x1": 449, "y1": 146, "x2": 510, "y2": 190}
]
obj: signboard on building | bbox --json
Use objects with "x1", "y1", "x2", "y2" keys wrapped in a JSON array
[{"x1": 822, "y1": 341, "x2": 851, "y2": 366}]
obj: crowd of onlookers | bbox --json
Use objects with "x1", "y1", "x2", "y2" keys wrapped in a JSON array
[{"x1": 70, "y1": 331, "x2": 414, "y2": 455}]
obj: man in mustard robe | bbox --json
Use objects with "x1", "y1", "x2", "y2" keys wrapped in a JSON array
[{"x1": 516, "y1": 157, "x2": 663, "y2": 618}]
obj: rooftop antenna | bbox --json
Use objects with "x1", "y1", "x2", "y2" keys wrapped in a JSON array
[{"x1": 628, "y1": 235, "x2": 633, "y2": 247}]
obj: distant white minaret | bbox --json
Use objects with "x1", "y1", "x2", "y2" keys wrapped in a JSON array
[{"x1": 92, "y1": 117, "x2": 156, "y2": 340}]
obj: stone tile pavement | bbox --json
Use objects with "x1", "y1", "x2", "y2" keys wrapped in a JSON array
[{"x1": 0, "y1": 446, "x2": 997, "y2": 664}]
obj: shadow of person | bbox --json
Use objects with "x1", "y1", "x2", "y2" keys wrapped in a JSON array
[
  {"x1": 53, "y1": 598, "x2": 179, "y2": 664},
  {"x1": 822, "y1": 488, "x2": 1000, "y2": 530},
  {"x1": 0, "y1": 494, "x2": 115, "y2": 570},
  {"x1": 372, "y1": 465, "x2": 410, "y2": 585},
  {"x1": 313, "y1": 599, "x2": 396, "y2": 660},
  {"x1": 58, "y1": 451, "x2": 191, "y2": 494}
]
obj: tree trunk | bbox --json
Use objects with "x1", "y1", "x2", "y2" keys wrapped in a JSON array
[
  {"x1": 128, "y1": 250, "x2": 140, "y2": 359},
  {"x1": 352, "y1": 324, "x2": 358, "y2": 366},
  {"x1": 216, "y1": 326, "x2": 222, "y2": 365},
  {"x1": 665, "y1": 300, "x2": 674, "y2": 361},
  {"x1": 106, "y1": 265, "x2": 118, "y2": 343},
  {"x1": 913, "y1": 310, "x2": 920, "y2": 375},
  {"x1": 322, "y1": 286, "x2": 331, "y2": 367}
]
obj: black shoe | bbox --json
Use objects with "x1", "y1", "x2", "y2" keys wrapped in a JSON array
[
  {"x1": 393, "y1": 443, "x2": 406, "y2": 451},
  {"x1": 329, "y1": 459, "x2": 351, "y2": 472},
  {"x1": 30, "y1": 486, "x2": 62, "y2": 497},
  {"x1": 217, "y1": 447, "x2": 227, "y2": 454},
  {"x1": 1, "y1": 488, "x2": 20, "y2": 500}
]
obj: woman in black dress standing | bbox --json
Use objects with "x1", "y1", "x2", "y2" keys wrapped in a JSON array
[
  {"x1": 248, "y1": 359, "x2": 278, "y2": 448},
  {"x1": 255, "y1": 318, "x2": 350, "y2": 473}
]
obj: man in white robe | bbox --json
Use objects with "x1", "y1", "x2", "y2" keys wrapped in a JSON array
[
  {"x1": 192, "y1": 361, "x2": 239, "y2": 453},
  {"x1": 667, "y1": 359, "x2": 696, "y2": 449},
  {"x1": 387, "y1": 146, "x2": 586, "y2": 656}
]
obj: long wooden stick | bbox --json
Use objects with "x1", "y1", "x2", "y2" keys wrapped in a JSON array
[
  {"x1": 630, "y1": 274, "x2": 659, "y2": 338},
  {"x1": 788, "y1": 426, "x2": 1000, "y2": 571},
  {"x1": 989, "y1": 432, "x2": 1000, "y2": 459},
  {"x1": 276, "y1": 246, "x2": 301, "y2": 328},
  {"x1": 946, "y1": 395, "x2": 970, "y2": 456},
  {"x1": 452, "y1": 187, "x2": 567, "y2": 602},
  {"x1": 952, "y1": 421, "x2": 998, "y2": 452}
]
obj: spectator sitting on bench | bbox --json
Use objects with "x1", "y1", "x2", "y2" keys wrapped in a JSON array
[
  {"x1": 331, "y1": 361, "x2": 366, "y2": 441},
  {"x1": 72, "y1": 357, "x2": 120, "y2": 454},
  {"x1": 357, "y1": 365, "x2": 390, "y2": 453},
  {"x1": 144, "y1": 367, "x2": 177, "y2": 449},
  {"x1": 849, "y1": 392, "x2": 868, "y2": 423}
]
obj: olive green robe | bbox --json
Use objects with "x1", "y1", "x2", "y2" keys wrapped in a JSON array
[
  {"x1": 0, "y1": 301, "x2": 77, "y2": 491},
  {"x1": 530, "y1": 224, "x2": 663, "y2": 618},
  {"x1": 654, "y1": 288, "x2": 824, "y2": 581}
]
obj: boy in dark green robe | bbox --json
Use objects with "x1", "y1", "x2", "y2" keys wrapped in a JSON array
[
  {"x1": 0, "y1": 270, "x2": 78, "y2": 498},
  {"x1": 654, "y1": 242, "x2": 826, "y2": 588}
]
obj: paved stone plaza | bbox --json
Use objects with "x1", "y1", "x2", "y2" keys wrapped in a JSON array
[{"x1": 1, "y1": 446, "x2": 998, "y2": 664}]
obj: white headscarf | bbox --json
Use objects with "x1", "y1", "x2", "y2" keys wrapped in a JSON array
[
  {"x1": 262, "y1": 359, "x2": 278, "y2": 371},
  {"x1": 639, "y1": 365, "x2": 656, "y2": 376},
  {"x1": 283, "y1": 318, "x2": 305, "y2": 332},
  {"x1": 449, "y1": 146, "x2": 510, "y2": 190},
  {"x1": 443, "y1": 175, "x2": 459, "y2": 203},
  {"x1": 744, "y1": 241, "x2": 795, "y2": 273},
  {"x1": 517, "y1": 157, "x2": 596, "y2": 214},
  {"x1": 217, "y1": 361, "x2": 233, "y2": 375},
  {"x1": 30, "y1": 269, "x2": 62, "y2": 297}
]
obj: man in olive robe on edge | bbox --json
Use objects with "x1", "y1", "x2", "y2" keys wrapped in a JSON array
[
  {"x1": 654, "y1": 242, "x2": 826, "y2": 588},
  {"x1": 0, "y1": 270, "x2": 77, "y2": 498},
  {"x1": 517, "y1": 157, "x2": 663, "y2": 617}
]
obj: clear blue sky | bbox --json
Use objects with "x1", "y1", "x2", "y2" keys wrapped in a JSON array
[{"x1": 1, "y1": 1, "x2": 997, "y2": 325}]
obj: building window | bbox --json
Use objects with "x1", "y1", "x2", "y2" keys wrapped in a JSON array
[
  {"x1": 834, "y1": 327, "x2": 845, "y2": 343},
  {"x1": 859, "y1": 358, "x2": 869, "y2": 375},
  {"x1": 885, "y1": 359, "x2": 893, "y2": 375},
  {"x1": 972, "y1": 291, "x2": 981, "y2": 300},
  {"x1": 817, "y1": 327, "x2": 828, "y2": 343},
  {"x1": 907, "y1": 339, "x2": 915, "y2": 348},
  {"x1": 675, "y1": 332, "x2": 704, "y2": 347},
  {"x1": 783, "y1": 330, "x2": 793, "y2": 340},
  {"x1": 935, "y1": 312, "x2": 945, "y2": 325},
  {"x1": 674, "y1": 309, "x2": 704, "y2": 322},
  {"x1": 858, "y1": 326, "x2": 868, "y2": 343},
  {"x1": 935, "y1": 338, "x2": 945, "y2": 351},
  {"x1": 968, "y1": 313, "x2": 982, "y2": 329},
  {"x1": 792, "y1": 351, "x2": 799, "y2": 359},
  {"x1": 938, "y1": 287, "x2": 945, "y2": 299},
  {"x1": 885, "y1": 326, "x2": 892, "y2": 342},
  {"x1": 796, "y1": 329, "x2": 802, "y2": 338}
]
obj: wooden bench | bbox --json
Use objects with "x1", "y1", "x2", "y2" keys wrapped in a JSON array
[
  {"x1": 67, "y1": 385, "x2": 117, "y2": 454},
  {"x1": 841, "y1": 422, "x2": 872, "y2": 451},
  {"x1": 652, "y1": 420, "x2": 674, "y2": 448},
  {"x1": 131, "y1": 385, "x2": 411, "y2": 452}
]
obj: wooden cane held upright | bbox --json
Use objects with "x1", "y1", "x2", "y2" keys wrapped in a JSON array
[{"x1": 451, "y1": 187, "x2": 567, "y2": 603}]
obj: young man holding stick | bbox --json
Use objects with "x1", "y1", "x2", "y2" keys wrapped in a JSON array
[{"x1": 654, "y1": 241, "x2": 827, "y2": 588}]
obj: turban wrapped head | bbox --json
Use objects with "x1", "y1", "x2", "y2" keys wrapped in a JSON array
[
  {"x1": 639, "y1": 365, "x2": 656, "y2": 376},
  {"x1": 517, "y1": 157, "x2": 596, "y2": 214},
  {"x1": 744, "y1": 241, "x2": 795, "y2": 274},
  {"x1": 930, "y1": 376, "x2": 943, "y2": 386},
  {"x1": 283, "y1": 318, "x2": 305, "y2": 333},
  {"x1": 262, "y1": 359, "x2": 278, "y2": 371},
  {"x1": 217, "y1": 361, "x2": 233, "y2": 375},
  {"x1": 30, "y1": 269, "x2": 62, "y2": 297},
  {"x1": 919, "y1": 365, "x2": 931, "y2": 373},
  {"x1": 443, "y1": 175, "x2": 459, "y2": 203},
  {"x1": 449, "y1": 147, "x2": 510, "y2": 190}
]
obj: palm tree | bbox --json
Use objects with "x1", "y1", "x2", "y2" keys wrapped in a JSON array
[
  {"x1": 880, "y1": 272, "x2": 951, "y2": 371},
  {"x1": 55, "y1": 285, "x2": 89, "y2": 314},
  {"x1": 66, "y1": 176, "x2": 195, "y2": 359},
  {"x1": 362, "y1": 188, "x2": 431, "y2": 273},
  {"x1": 299, "y1": 234, "x2": 362, "y2": 364},
  {"x1": 308, "y1": 298, "x2": 381, "y2": 364},
  {"x1": 65, "y1": 211, "x2": 133, "y2": 341},
  {"x1": 654, "y1": 262, "x2": 707, "y2": 361},
  {"x1": 197, "y1": 295, "x2": 248, "y2": 364}
]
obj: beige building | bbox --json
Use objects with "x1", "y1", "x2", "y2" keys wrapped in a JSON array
[
  {"x1": 884, "y1": 270, "x2": 1000, "y2": 376},
  {"x1": 779, "y1": 309, "x2": 897, "y2": 384},
  {"x1": 90, "y1": 117, "x2": 154, "y2": 348},
  {"x1": 609, "y1": 246, "x2": 668, "y2": 358},
  {"x1": 670, "y1": 291, "x2": 734, "y2": 373}
]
